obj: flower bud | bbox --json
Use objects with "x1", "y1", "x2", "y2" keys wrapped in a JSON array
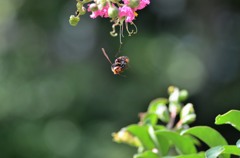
[
  {"x1": 168, "y1": 86, "x2": 175, "y2": 94},
  {"x1": 169, "y1": 87, "x2": 180, "y2": 102},
  {"x1": 179, "y1": 89, "x2": 189, "y2": 102},
  {"x1": 155, "y1": 105, "x2": 170, "y2": 123},
  {"x1": 180, "y1": 103, "x2": 196, "y2": 124},
  {"x1": 97, "y1": 2, "x2": 107, "y2": 10},
  {"x1": 89, "y1": 3, "x2": 98, "y2": 12},
  {"x1": 69, "y1": 15, "x2": 80, "y2": 26},
  {"x1": 108, "y1": 6, "x2": 119, "y2": 18},
  {"x1": 96, "y1": 0, "x2": 106, "y2": 4},
  {"x1": 181, "y1": 114, "x2": 196, "y2": 124},
  {"x1": 76, "y1": 2, "x2": 83, "y2": 10},
  {"x1": 128, "y1": 0, "x2": 140, "y2": 8},
  {"x1": 96, "y1": 0, "x2": 107, "y2": 9},
  {"x1": 79, "y1": 6, "x2": 86, "y2": 15},
  {"x1": 181, "y1": 103, "x2": 194, "y2": 118},
  {"x1": 82, "y1": 0, "x2": 92, "y2": 3},
  {"x1": 112, "y1": 129, "x2": 141, "y2": 147}
]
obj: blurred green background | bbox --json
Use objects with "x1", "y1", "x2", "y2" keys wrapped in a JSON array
[{"x1": 0, "y1": 0, "x2": 239, "y2": 157}]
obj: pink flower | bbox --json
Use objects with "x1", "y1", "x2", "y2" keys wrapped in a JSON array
[
  {"x1": 136, "y1": 0, "x2": 150, "y2": 10},
  {"x1": 119, "y1": 5, "x2": 135, "y2": 22},
  {"x1": 88, "y1": 4, "x2": 109, "y2": 19}
]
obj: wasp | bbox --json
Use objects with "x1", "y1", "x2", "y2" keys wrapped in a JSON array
[{"x1": 102, "y1": 48, "x2": 129, "y2": 75}]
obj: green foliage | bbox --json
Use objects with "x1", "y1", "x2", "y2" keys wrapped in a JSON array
[
  {"x1": 181, "y1": 126, "x2": 228, "y2": 147},
  {"x1": 156, "y1": 130, "x2": 197, "y2": 155},
  {"x1": 134, "y1": 151, "x2": 159, "y2": 158},
  {"x1": 112, "y1": 86, "x2": 240, "y2": 158},
  {"x1": 206, "y1": 146, "x2": 240, "y2": 158},
  {"x1": 215, "y1": 110, "x2": 240, "y2": 131}
]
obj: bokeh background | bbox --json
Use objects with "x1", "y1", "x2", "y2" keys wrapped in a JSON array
[{"x1": 0, "y1": 0, "x2": 239, "y2": 157}]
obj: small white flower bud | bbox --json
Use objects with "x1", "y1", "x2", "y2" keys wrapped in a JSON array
[
  {"x1": 128, "y1": 0, "x2": 140, "y2": 8},
  {"x1": 108, "y1": 6, "x2": 119, "y2": 18}
]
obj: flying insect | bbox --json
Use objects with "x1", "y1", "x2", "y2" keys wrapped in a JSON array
[{"x1": 102, "y1": 48, "x2": 129, "y2": 75}]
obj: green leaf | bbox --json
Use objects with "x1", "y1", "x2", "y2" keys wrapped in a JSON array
[
  {"x1": 127, "y1": 125, "x2": 155, "y2": 150},
  {"x1": 155, "y1": 133, "x2": 170, "y2": 156},
  {"x1": 181, "y1": 126, "x2": 228, "y2": 147},
  {"x1": 206, "y1": 145, "x2": 240, "y2": 158},
  {"x1": 156, "y1": 130, "x2": 197, "y2": 154},
  {"x1": 154, "y1": 125, "x2": 166, "y2": 131},
  {"x1": 148, "y1": 126, "x2": 161, "y2": 150},
  {"x1": 215, "y1": 110, "x2": 240, "y2": 131},
  {"x1": 143, "y1": 113, "x2": 158, "y2": 125},
  {"x1": 134, "y1": 151, "x2": 159, "y2": 158},
  {"x1": 163, "y1": 152, "x2": 205, "y2": 158},
  {"x1": 223, "y1": 145, "x2": 240, "y2": 156},
  {"x1": 187, "y1": 135, "x2": 201, "y2": 146},
  {"x1": 129, "y1": 125, "x2": 167, "y2": 156}
]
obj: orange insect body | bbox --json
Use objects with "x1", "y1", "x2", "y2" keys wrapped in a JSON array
[
  {"x1": 102, "y1": 48, "x2": 129, "y2": 75},
  {"x1": 111, "y1": 56, "x2": 129, "y2": 74}
]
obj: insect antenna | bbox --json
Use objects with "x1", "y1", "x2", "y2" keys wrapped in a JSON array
[{"x1": 102, "y1": 48, "x2": 112, "y2": 65}]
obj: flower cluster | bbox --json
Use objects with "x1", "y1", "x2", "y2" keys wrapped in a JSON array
[{"x1": 69, "y1": 0, "x2": 150, "y2": 43}]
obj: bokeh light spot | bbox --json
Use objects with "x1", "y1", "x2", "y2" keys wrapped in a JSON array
[{"x1": 167, "y1": 51, "x2": 206, "y2": 94}]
